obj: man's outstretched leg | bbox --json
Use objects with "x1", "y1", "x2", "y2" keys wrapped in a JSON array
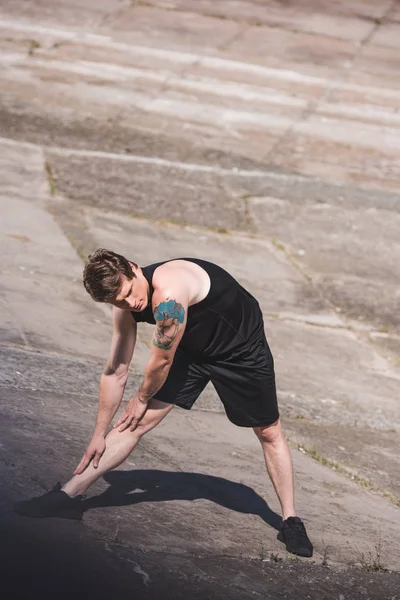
[
  {"x1": 14, "y1": 399, "x2": 173, "y2": 519},
  {"x1": 254, "y1": 419, "x2": 313, "y2": 557}
]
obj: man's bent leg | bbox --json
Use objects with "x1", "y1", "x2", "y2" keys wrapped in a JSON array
[
  {"x1": 253, "y1": 419, "x2": 295, "y2": 520},
  {"x1": 62, "y1": 399, "x2": 173, "y2": 498}
]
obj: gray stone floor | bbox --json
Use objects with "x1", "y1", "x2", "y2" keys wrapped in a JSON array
[{"x1": 1, "y1": 1, "x2": 399, "y2": 598}]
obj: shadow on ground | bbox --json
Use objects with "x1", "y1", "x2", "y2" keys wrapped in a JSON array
[
  {"x1": 0, "y1": 509, "x2": 144, "y2": 600},
  {"x1": 82, "y1": 469, "x2": 282, "y2": 531},
  {"x1": 3, "y1": 477, "x2": 400, "y2": 600}
]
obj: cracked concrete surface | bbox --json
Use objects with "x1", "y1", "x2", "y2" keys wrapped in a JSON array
[{"x1": 0, "y1": 1, "x2": 399, "y2": 598}]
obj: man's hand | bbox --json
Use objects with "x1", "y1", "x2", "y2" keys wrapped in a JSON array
[
  {"x1": 73, "y1": 434, "x2": 106, "y2": 475},
  {"x1": 114, "y1": 395, "x2": 148, "y2": 432}
]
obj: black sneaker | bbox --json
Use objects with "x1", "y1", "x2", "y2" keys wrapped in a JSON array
[
  {"x1": 14, "y1": 483, "x2": 84, "y2": 520},
  {"x1": 277, "y1": 516, "x2": 313, "y2": 557}
]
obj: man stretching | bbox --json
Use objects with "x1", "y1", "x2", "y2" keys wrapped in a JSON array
[{"x1": 15, "y1": 249, "x2": 313, "y2": 557}]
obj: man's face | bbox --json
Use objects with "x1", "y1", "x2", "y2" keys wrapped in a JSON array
[{"x1": 111, "y1": 273, "x2": 148, "y2": 312}]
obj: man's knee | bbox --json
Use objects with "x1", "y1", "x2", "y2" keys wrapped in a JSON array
[
  {"x1": 253, "y1": 419, "x2": 283, "y2": 444},
  {"x1": 135, "y1": 400, "x2": 174, "y2": 438},
  {"x1": 135, "y1": 419, "x2": 156, "y2": 438}
]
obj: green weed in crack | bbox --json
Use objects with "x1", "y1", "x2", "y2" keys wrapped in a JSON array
[{"x1": 359, "y1": 536, "x2": 388, "y2": 572}]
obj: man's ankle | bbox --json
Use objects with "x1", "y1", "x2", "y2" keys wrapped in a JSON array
[
  {"x1": 61, "y1": 484, "x2": 83, "y2": 498},
  {"x1": 282, "y1": 511, "x2": 296, "y2": 521}
]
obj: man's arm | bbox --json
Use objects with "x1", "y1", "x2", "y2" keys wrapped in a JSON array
[
  {"x1": 114, "y1": 289, "x2": 187, "y2": 432},
  {"x1": 74, "y1": 307, "x2": 136, "y2": 474},
  {"x1": 94, "y1": 307, "x2": 137, "y2": 435},
  {"x1": 138, "y1": 295, "x2": 186, "y2": 401}
]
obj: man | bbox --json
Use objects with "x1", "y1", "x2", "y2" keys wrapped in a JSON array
[{"x1": 15, "y1": 249, "x2": 313, "y2": 557}]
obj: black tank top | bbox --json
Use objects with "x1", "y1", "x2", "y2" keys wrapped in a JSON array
[{"x1": 131, "y1": 258, "x2": 264, "y2": 359}]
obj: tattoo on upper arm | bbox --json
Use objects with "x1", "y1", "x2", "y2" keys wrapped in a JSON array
[{"x1": 153, "y1": 299, "x2": 185, "y2": 350}]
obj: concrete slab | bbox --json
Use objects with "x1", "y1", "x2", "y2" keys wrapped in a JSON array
[
  {"x1": 0, "y1": 139, "x2": 111, "y2": 359},
  {"x1": 228, "y1": 26, "x2": 359, "y2": 79},
  {"x1": 188, "y1": 60, "x2": 328, "y2": 104},
  {"x1": 3, "y1": 469, "x2": 399, "y2": 600},
  {"x1": 388, "y1": 2, "x2": 400, "y2": 23},
  {"x1": 101, "y1": 4, "x2": 244, "y2": 52},
  {"x1": 315, "y1": 98, "x2": 400, "y2": 128},
  {"x1": 223, "y1": 0, "x2": 394, "y2": 20},
  {"x1": 328, "y1": 84, "x2": 400, "y2": 111},
  {"x1": 0, "y1": 137, "x2": 46, "y2": 203},
  {"x1": 249, "y1": 199, "x2": 400, "y2": 334},
  {"x1": 369, "y1": 22, "x2": 400, "y2": 49},
  {"x1": 263, "y1": 317, "x2": 400, "y2": 427},
  {"x1": 0, "y1": 0, "x2": 130, "y2": 30},
  {"x1": 44, "y1": 151, "x2": 255, "y2": 232},
  {"x1": 142, "y1": 0, "x2": 378, "y2": 41},
  {"x1": 2, "y1": 17, "x2": 400, "y2": 182},
  {"x1": 271, "y1": 113, "x2": 400, "y2": 190},
  {"x1": 284, "y1": 416, "x2": 400, "y2": 503},
  {"x1": 0, "y1": 51, "x2": 305, "y2": 137},
  {"x1": 349, "y1": 43, "x2": 400, "y2": 90},
  {"x1": 1, "y1": 352, "x2": 400, "y2": 574}
]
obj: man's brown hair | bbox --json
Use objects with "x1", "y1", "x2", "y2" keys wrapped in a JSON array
[{"x1": 83, "y1": 248, "x2": 138, "y2": 302}]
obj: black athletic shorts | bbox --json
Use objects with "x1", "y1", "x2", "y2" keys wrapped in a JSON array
[{"x1": 153, "y1": 331, "x2": 279, "y2": 428}]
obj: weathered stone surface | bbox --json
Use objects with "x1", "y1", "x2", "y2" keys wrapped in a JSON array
[
  {"x1": 370, "y1": 21, "x2": 400, "y2": 49},
  {"x1": 0, "y1": 139, "x2": 112, "y2": 359},
  {"x1": 350, "y1": 42, "x2": 400, "y2": 90},
  {"x1": 248, "y1": 199, "x2": 400, "y2": 333},
  {"x1": 139, "y1": 0, "x2": 378, "y2": 40},
  {"x1": 101, "y1": 4, "x2": 244, "y2": 52},
  {"x1": 1, "y1": 0, "x2": 400, "y2": 594},
  {"x1": 2, "y1": 354, "x2": 400, "y2": 573},
  {"x1": 228, "y1": 26, "x2": 359, "y2": 78},
  {"x1": 46, "y1": 152, "x2": 254, "y2": 231},
  {"x1": 0, "y1": 0, "x2": 130, "y2": 29},
  {"x1": 271, "y1": 113, "x2": 400, "y2": 190}
]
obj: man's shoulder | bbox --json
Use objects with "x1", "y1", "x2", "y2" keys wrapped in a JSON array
[
  {"x1": 152, "y1": 259, "x2": 195, "y2": 284},
  {"x1": 151, "y1": 259, "x2": 214, "y2": 302}
]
